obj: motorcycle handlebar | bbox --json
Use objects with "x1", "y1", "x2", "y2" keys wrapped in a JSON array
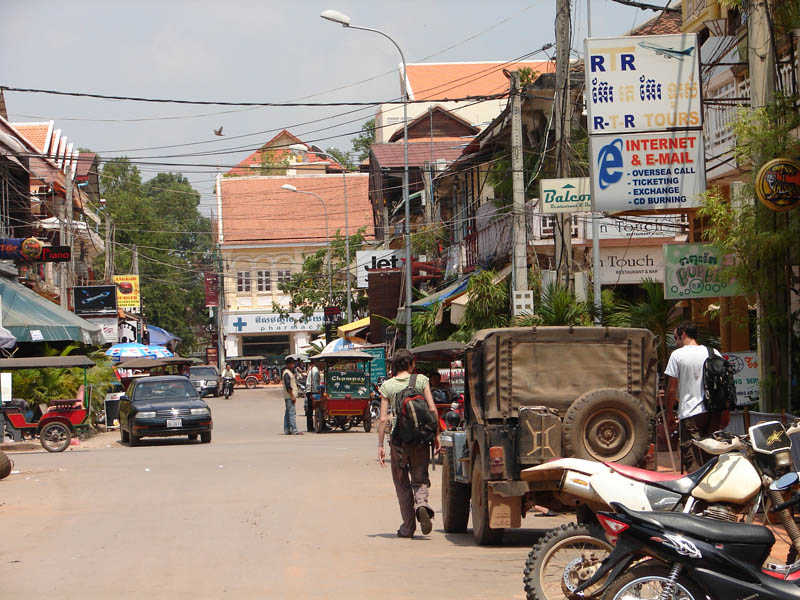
[
  {"x1": 771, "y1": 494, "x2": 800, "y2": 514},
  {"x1": 694, "y1": 436, "x2": 745, "y2": 455}
]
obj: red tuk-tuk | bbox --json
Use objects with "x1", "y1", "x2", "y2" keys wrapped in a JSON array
[
  {"x1": 0, "y1": 355, "x2": 97, "y2": 452},
  {"x1": 309, "y1": 350, "x2": 374, "y2": 433},
  {"x1": 225, "y1": 356, "x2": 263, "y2": 389},
  {"x1": 410, "y1": 341, "x2": 466, "y2": 432}
]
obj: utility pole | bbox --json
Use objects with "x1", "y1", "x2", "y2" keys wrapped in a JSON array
[
  {"x1": 104, "y1": 212, "x2": 112, "y2": 283},
  {"x1": 748, "y1": 0, "x2": 782, "y2": 412},
  {"x1": 217, "y1": 249, "x2": 225, "y2": 372},
  {"x1": 510, "y1": 71, "x2": 528, "y2": 296},
  {"x1": 59, "y1": 174, "x2": 72, "y2": 308},
  {"x1": 554, "y1": 0, "x2": 572, "y2": 289},
  {"x1": 131, "y1": 243, "x2": 139, "y2": 275},
  {"x1": 588, "y1": 0, "x2": 602, "y2": 325}
]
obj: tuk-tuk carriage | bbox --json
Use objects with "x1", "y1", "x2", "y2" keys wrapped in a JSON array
[
  {"x1": 0, "y1": 355, "x2": 97, "y2": 452},
  {"x1": 309, "y1": 350, "x2": 375, "y2": 433},
  {"x1": 410, "y1": 341, "x2": 466, "y2": 432},
  {"x1": 224, "y1": 356, "x2": 263, "y2": 389}
]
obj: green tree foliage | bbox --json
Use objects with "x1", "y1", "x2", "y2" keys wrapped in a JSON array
[
  {"x1": 410, "y1": 224, "x2": 446, "y2": 257},
  {"x1": 450, "y1": 270, "x2": 509, "y2": 342},
  {"x1": 351, "y1": 119, "x2": 376, "y2": 163},
  {"x1": 628, "y1": 279, "x2": 681, "y2": 371},
  {"x1": 324, "y1": 146, "x2": 355, "y2": 170},
  {"x1": 276, "y1": 227, "x2": 369, "y2": 320},
  {"x1": 258, "y1": 149, "x2": 290, "y2": 175},
  {"x1": 97, "y1": 159, "x2": 212, "y2": 351}
]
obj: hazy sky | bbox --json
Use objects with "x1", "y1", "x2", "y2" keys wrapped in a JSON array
[{"x1": 1, "y1": 0, "x2": 657, "y2": 213}]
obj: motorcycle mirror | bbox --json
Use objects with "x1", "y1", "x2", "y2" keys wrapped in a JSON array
[{"x1": 770, "y1": 472, "x2": 800, "y2": 491}]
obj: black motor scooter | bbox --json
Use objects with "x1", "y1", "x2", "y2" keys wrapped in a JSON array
[{"x1": 577, "y1": 477, "x2": 800, "y2": 600}]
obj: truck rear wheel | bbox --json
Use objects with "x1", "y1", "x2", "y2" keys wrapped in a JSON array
[
  {"x1": 0, "y1": 450, "x2": 12, "y2": 480},
  {"x1": 442, "y1": 448, "x2": 470, "y2": 533},
  {"x1": 562, "y1": 389, "x2": 649, "y2": 466},
  {"x1": 471, "y1": 454, "x2": 503, "y2": 545}
]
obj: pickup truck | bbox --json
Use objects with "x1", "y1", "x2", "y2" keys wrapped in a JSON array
[{"x1": 440, "y1": 326, "x2": 658, "y2": 545}]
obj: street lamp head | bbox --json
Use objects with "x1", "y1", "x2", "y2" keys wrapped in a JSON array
[
  {"x1": 320, "y1": 9, "x2": 350, "y2": 27},
  {"x1": 288, "y1": 143, "x2": 308, "y2": 153},
  {"x1": 281, "y1": 184, "x2": 297, "y2": 192}
]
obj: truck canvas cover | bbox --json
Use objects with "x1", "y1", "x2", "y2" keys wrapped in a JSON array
[{"x1": 466, "y1": 327, "x2": 658, "y2": 422}]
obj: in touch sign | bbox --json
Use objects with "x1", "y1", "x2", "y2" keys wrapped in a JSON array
[
  {"x1": 539, "y1": 178, "x2": 592, "y2": 213},
  {"x1": 585, "y1": 34, "x2": 702, "y2": 135},
  {"x1": 590, "y1": 130, "x2": 705, "y2": 212}
]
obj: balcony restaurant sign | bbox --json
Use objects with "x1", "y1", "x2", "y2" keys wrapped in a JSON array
[
  {"x1": 663, "y1": 243, "x2": 739, "y2": 299},
  {"x1": 539, "y1": 178, "x2": 592, "y2": 213}
]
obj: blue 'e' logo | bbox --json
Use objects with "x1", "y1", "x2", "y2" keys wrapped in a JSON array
[{"x1": 597, "y1": 138, "x2": 624, "y2": 190}]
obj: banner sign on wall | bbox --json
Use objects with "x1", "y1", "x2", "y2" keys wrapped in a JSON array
[
  {"x1": 113, "y1": 275, "x2": 141, "y2": 314},
  {"x1": 118, "y1": 319, "x2": 138, "y2": 344},
  {"x1": 74, "y1": 285, "x2": 117, "y2": 315},
  {"x1": 84, "y1": 316, "x2": 119, "y2": 344},
  {"x1": 587, "y1": 215, "x2": 681, "y2": 239},
  {"x1": 539, "y1": 178, "x2": 592, "y2": 213},
  {"x1": 585, "y1": 34, "x2": 702, "y2": 136},
  {"x1": 225, "y1": 312, "x2": 324, "y2": 334},
  {"x1": 589, "y1": 130, "x2": 706, "y2": 212},
  {"x1": 663, "y1": 243, "x2": 739, "y2": 299},
  {"x1": 355, "y1": 250, "x2": 403, "y2": 288},
  {"x1": 599, "y1": 246, "x2": 663, "y2": 284},
  {"x1": 722, "y1": 351, "x2": 759, "y2": 406},
  {"x1": 204, "y1": 272, "x2": 219, "y2": 307}
]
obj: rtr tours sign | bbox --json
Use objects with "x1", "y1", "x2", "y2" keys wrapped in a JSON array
[{"x1": 585, "y1": 34, "x2": 702, "y2": 136}]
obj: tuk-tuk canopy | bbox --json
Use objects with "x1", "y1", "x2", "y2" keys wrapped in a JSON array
[
  {"x1": 0, "y1": 355, "x2": 97, "y2": 370},
  {"x1": 411, "y1": 341, "x2": 466, "y2": 361},
  {"x1": 310, "y1": 350, "x2": 375, "y2": 363},
  {"x1": 118, "y1": 358, "x2": 169, "y2": 369},
  {"x1": 226, "y1": 356, "x2": 265, "y2": 362},
  {"x1": 161, "y1": 356, "x2": 202, "y2": 365}
]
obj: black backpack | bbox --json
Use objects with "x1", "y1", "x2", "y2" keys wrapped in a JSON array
[
  {"x1": 702, "y1": 346, "x2": 737, "y2": 413},
  {"x1": 391, "y1": 374, "x2": 438, "y2": 447}
]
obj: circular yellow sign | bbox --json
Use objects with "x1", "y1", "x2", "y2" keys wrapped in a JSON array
[
  {"x1": 754, "y1": 158, "x2": 800, "y2": 212},
  {"x1": 20, "y1": 237, "x2": 43, "y2": 260}
]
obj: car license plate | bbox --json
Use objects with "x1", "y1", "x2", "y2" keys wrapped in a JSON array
[{"x1": 167, "y1": 419, "x2": 182, "y2": 428}]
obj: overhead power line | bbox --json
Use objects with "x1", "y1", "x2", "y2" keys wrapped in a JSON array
[
  {"x1": 0, "y1": 86, "x2": 507, "y2": 107},
  {"x1": 607, "y1": 0, "x2": 680, "y2": 12}
]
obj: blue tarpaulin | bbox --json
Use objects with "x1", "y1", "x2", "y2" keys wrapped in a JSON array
[{"x1": 147, "y1": 325, "x2": 180, "y2": 346}]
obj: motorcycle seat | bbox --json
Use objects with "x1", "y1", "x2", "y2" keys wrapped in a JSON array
[
  {"x1": 605, "y1": 458, "x2": 718, "y2": 496},
  {"x1": 605, "y1": 462, "x2": 684, "y2": 483},
  {"x1": 612, "y1": 502, "x2": 775, "y2": 546}
]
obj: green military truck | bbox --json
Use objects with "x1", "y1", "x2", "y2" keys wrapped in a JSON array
[{"x1": 440, "y1": 326, "x2": 658, "y2": 545}]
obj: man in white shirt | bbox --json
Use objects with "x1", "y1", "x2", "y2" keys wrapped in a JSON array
[{"x1": 664, "y1": 321, "x2": 720, "y2": 473}]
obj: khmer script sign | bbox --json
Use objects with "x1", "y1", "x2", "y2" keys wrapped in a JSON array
[{"x1": 663, "y1": 244, "x2": 739, "y2": 299}]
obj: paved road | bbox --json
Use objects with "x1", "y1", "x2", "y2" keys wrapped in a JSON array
[{"x1": 0, "y1": 386, "x2": 561, "y2": 599}]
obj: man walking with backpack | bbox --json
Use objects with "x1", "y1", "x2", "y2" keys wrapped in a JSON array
[
  {"x1": 377, "y1": 349, "x2": 440, "y2": 538},
  {"x1": 665, "y1": 321, "x2": 728, "y2": 472}
]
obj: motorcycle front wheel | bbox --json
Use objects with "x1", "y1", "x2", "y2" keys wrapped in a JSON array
[
  {"x1": 523, "y1": 522, "x2": 612, "y2": 600},
  {"x1": 602, "y1": 560, "x2": 704, "y2": 600}
]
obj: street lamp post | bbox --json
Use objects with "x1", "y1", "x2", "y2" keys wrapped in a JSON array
[
  {"x1": 321, "y1": 8, "x2": 413, "y2": 349},
  {"x1": 290, "y1": 144, "x2": 352, "y2": 323},
  {"x1": 281, "y1": 184, "x2": 332, "y2": 303}
]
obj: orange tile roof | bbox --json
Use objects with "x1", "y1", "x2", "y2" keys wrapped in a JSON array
[
  {"x1": 219, "y1": 174, "x2": 374, "y2": 246},
  {"x1": 228, "y1": 129, "x2": 342, "y2": 177},
  {"x1": 12, "y1": 121, "x2": 52, "y2": 153},
  {"x1": 629, "y1": 11, "x2": 682, "y2": 36},
  {"x1": 405, "y1": 60, "x2": 556, "y2": 101}
]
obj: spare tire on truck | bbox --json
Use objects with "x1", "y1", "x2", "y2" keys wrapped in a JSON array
[
  {"x1": 0, "y1": 450, "x2": 12, "y2": 480},
  {"x1": 562, "y1": 388, "x2": 649, "y2": 466}
]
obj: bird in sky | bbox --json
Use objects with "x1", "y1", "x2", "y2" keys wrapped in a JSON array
[{"x1": 214, "y1": 126, "x2": 224, "y2": 136}]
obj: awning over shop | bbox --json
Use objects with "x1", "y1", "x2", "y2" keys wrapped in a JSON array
[
  {"x1": 0, "y1": 325, "x2": 16, "y2": 348},
  {"x1": 0, "y1": 277, "x2": 103, "y2": 345},
  {"x1": 410, "y1": 276, "x2": 471, "y2": 309},
  {"x1": 337, "y1": 316, "x2": 371, "y2": 339}
]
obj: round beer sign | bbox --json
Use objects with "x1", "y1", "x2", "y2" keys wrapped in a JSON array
[{"x1": 754, "y1": 158, "x2": 800, "y2": 212}]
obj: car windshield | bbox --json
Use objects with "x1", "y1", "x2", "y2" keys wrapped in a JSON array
[
  {"x1": 190, "y1": 367, "x2": 217, "y2": 377},
  {"x1": 134, "y1": 379, "x2": 197, "y2": 401}
]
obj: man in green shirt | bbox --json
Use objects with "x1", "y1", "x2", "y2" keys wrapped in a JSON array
[{"x1": 377, "y1": 349, "x2": 440, "y2": 538}]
